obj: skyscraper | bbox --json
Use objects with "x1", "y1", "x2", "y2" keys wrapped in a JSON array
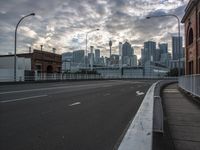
[
  {"x1": 122, "y1": 42, "x2": 133, "y2": 57},
  {"x1": 122, "y1": 42, "x2": 134, "y2": 65},
  {"x1": 155, "y1": 48, "x2": 161, "y2": 62},
  {"x1": 72, "y1": 50, "x2": 85, "y2": 64},
  {"x1": 172, "y1": 36, "x2": 183, "y2": 60},
  {"x1": 159, "y1": 43, "x2": 168, "y2": 54},
  {"x1": 143, "y1": 41, "x2": 156, "y2": 63},
  {"x1": 95, "y1": 49, "x2": 100, "y2": 64}
]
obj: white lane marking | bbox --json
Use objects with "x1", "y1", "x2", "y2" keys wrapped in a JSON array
[
  {"x1": 101, "y1": 85, "x2": 112, "y2": 88},
  {"x1": 104, "y1": 93, "x2": 111, "y2": 96},
  {"x1": 0, "y1": 95, "x2": 48, "y2": 103},
  {"x1": 136, "y1": 91, "x2": 144, "y2": 96},
  {"x1": 68, "y1": 102, "x2": 81, "y2": 106}
]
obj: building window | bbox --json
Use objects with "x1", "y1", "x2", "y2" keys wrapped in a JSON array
[{"x1": 188, "y1": 28, "x2": 193, "y2": 45}]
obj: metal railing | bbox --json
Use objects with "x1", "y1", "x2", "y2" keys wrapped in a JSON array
[
  {"x1": 178, "y1": 74, "x2": 200, "y2": 98},
  {"x1": 0, "y1": 73, "x2": 179, "y2": 82}
]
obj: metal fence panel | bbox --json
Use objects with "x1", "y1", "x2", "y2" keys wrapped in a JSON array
[{"x1": 178, "y1": 75, "x2": 200, "y2": 98}]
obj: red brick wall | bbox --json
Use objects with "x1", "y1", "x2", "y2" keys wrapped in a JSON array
[{"x1": 184, "y1": 0, "x2": 200, "y2": 74}]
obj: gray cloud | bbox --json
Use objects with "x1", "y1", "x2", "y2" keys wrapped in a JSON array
[{"x1": 0, "y1": 0, "x2": 189, "y2": 57}]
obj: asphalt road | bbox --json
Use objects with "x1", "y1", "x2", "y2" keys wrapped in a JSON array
[{"x1": 0, "y1": 80, "x2": 153, "y2": 150}]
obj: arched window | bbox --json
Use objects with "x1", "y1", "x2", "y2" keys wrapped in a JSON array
[{"x1": 188, "y1": 28, "x2": 193, "y2": 45}]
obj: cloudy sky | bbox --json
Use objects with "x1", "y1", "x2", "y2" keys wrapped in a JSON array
[{"x1": 0, "y1": 0, "x2": 189, "y2": 58}]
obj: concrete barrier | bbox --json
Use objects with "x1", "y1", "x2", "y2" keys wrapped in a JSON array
[
  {"x1": 118, "y1": 82, "x2": 158, "y2": 150},
  {"x1": 118, "y1": 80, "x2": 177, "y2": 150}
]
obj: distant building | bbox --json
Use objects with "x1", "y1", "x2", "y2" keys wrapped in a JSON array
[
  {"x1": 13, "y1": 49, "x2": 61, "y2": 73},
  {"x1": 160, "y1": 53, "x2": 171, "y2": 67},
  {"x1": 119, "y1": 42, "x2": 123, "y2": 67},
  {"x1": 88, "y1": 53, "x2": 94, "y2": 67},
  {"x1": 141, "y1": 48, "x2": 145, "y2": 65},
  {"x1": 182, "y1": 0, "x2": 200, "y2": 74},
  {"x1": 159, "y1": 43, "x2": 168, "y2": 54},
  {"x1": 172, "y1": 36, "x2": 183, "y2": 60},
  {"x1": 62, "y1": 52, "x2": 73, "y2": 62},
  {"x1": 122, "y1": 42, "x2": 133, "y2": 57},
  {"x1": 143, "y1": 41, "x2": 156, "y2": 62},
  {"x1": 122, "y1": 42, "x2": 134, "y2": 65},
  {"x1": 155, "y1": 48, "x2": 161, "y2": 62},
  {"x1": 72, "y1": 50, "x2": 84, "y2": 64},
  {"x1": 132, "y1": 55, "x2": 138, "y2": 66},
  {"x1": 62, "y1": 52, "x2": 73, "y2": 72},
  {"x1": 110, "y1": 54, "x2": 119, "y2": 66},
  {"x1": 0, "y1": 49, "x2": 62, "y2": 81},
  {"x1": 94, "y1": 49, "x2": 100, "y2": 64}
]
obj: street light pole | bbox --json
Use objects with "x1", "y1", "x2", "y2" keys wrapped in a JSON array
[
  {"x1": 85, "y1": 29, "x2": 99, "y2": 71},
  {"x1": 14, "y1": 13, "x2": 35, "y2": 81},
  {"x1": 146, "y1": 14, "x2": 181, "y2": 76}
]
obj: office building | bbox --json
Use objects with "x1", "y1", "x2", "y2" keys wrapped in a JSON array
[
  {"x1": 94, "y1": 49, "x2": 100, "y2": 64},
  {"x1": 159, "y1": 43, "x2": 168, "y2": 54},
  {"x1": 143, "y1": 41, "x2": 156, "y2": 62},
  {"x1": 73, "y1": 50, "x2": 85, "y2": 64},
  {"x1": 172, "y1": 36, "x2": 183, "y2": 60},
  {"x1": 122, "y1": 42, "x2": 134, "y2": 65}
]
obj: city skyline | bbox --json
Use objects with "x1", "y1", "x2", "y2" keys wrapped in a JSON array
[{"x1": 0, "y1": 0, "x2": 189, "y2": 58}]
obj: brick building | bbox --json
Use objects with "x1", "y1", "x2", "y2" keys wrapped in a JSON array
[
  {"x1": 0, "y1": 49, "x2": 62, "y2": 74},
  {"x1": 17, "y1": 49, "x2": 62, "y2": 73},
  {"x1": 182, "y1": 0, "x2": 200, "y2": 74}
]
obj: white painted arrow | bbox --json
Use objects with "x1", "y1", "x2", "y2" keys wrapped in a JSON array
[{"x1": 136, "y1": 91, "x2": 144, "y2": 96}]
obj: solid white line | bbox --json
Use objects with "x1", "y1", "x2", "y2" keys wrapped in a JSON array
[
  {"x1": 118, "y1": 82, "x2": 157, "y2": 150},
  {"x1": 68, "y1": 102, "x2": 81, "y2": 106},
  {"x1": 0, "y1": 95, "x2": 48, "y2": 103}
]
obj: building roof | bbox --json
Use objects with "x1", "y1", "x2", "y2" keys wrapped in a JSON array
[{"x1": 181, "y1": 0, "x2": 198, "y2": 23}]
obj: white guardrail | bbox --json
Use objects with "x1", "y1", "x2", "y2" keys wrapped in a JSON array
[
  {"x1": 178, "y1": 74, "x2": 200, "y2": 98},
  {"x1": 118, "y1": 82, "x2": 158, "y2": 150}
]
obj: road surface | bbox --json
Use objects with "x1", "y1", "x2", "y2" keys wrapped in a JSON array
[{"x1": 0, "y1": 80, "x2": 153, "y2": 150}]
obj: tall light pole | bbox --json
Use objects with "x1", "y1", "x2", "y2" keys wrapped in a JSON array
[
  {"x1": 85, "y1": 29, "x2": 99, "y2": 70},
  {"x1": 109, "y1": 39, "x2": 112, "y2": 58},
  {"x1": 146, "y1": 14, "x2": 181, "y2": 76},
  {"x1": 14, "y1": 13, "x2": 35, "y2": 81}
]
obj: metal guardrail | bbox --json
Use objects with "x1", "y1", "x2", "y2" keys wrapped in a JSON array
[
  {"x1": 0, "y1": 73, "x2": 178, "y2": 82},
  {"x1": 178, "y1": 74, "x2": 200, "y2": 98}
]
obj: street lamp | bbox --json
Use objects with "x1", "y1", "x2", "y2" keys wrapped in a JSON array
[
  {"x1": 85, "y1": 29, "x2": 99, "y2": 70},
  {"x1": 146, "y1": 14, "x2": 181, "y2": 76},
  {"x1": 14, "y1": 13, "x2": 35, "y2": 81}
]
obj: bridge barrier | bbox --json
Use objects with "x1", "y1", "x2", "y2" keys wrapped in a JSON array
[
  {"x1": 117, "y1": 80, "x2": 177, "y2": 150},
  {"x1": 178, "y1": 74, "x2": 200, "y2": 98}
]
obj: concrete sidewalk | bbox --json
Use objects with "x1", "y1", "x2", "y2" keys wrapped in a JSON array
[{"x1": 161, "y1": 83, "x2": 200, "y2": 150}]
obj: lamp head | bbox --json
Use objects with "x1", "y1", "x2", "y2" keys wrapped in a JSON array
[{"x1": 30, "y1": 13, "x2": 35, "y2": 16}]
